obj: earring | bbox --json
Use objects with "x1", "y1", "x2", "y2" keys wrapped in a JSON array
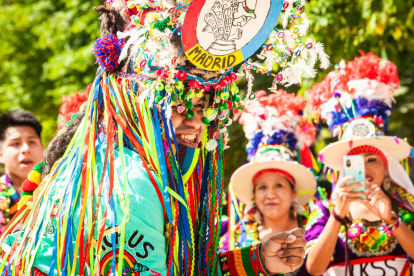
[
  {"x1": 293, "y1": 202, "x2": 297, "y2": 218},
  {"x1": 383, "y1": 176, "x2": 391, "y2": 191}
]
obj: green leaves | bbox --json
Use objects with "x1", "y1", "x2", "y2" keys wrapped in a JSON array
[{"x1": 0, "y1": 0, "x2": 100, "y2": 144}]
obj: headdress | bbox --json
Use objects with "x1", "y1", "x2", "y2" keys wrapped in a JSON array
[
  {"x1": 0, "y1": 0, "x2": 328, "y2": 274},
  {"x1": 309, "y1": 52, "x2": 414, "y2": 208},
  {"x1": 91, "y1": 0, "x2": 329, "y2": 151},
  {"x1": 231, "y1": 89, "x2": 318, "y2": 207}
]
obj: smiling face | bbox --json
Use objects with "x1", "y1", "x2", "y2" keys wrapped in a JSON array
[
  {"x1": 363, "y1": 153, "x2": 388, "y2": 188},
  {"x1": 171, "y1": 96, "x2": 206, "y2": 148},
  {"x1": 0, "y1": 126, "x2": 44, "y2": 181},
  {"x1": 253, "y1": 172, "x2": 297, "y2": 221}
]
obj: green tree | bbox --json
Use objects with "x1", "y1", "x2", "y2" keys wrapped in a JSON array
[{"x1": 0, "y1": 0, "x2": 101, "y2": 145}]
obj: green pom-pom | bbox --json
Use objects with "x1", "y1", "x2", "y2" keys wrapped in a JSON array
[
  {"x1": 403, "y1": 213, "x2": 414, "y2": 223},
  {"x1": 202, "y1": 117, "x2": 210, "y2": 125},
  {"x1": 186, "y1": 110, "x2": 194, "y2": 118},
  {"x1": 232, "y1": 94, "x2": 241, "y2": 103},
  {"x1": 180, "y1": 93, "x2": 187, "y2": 101},
  {"x1": 21, "y1": 191, "x2": 34, "y2": 197},
  {"x1": 33, "y1": 162, "x2": 47, "y2": 174},
  {"x1": 153, "y1": 17, "x2": 172, "y2": 33},
  {"x1": 155, "y1": 95, "x2": 163, "y2": 104},
  {"x1": 218, "y1": 104, "x2": 225, "y2": 112},
  {"x1": 185, "y1": 101, "x2": 193, "y2": 109}
]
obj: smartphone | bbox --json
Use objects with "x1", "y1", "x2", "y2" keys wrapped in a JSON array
[{"x1": 343, "y1": 155, "x2": 366, "y2": 196}]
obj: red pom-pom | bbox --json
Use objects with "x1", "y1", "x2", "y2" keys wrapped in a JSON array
[
  {"x1": 175, "y1": 71, "x2": 188, "y2": 81},
  {"x1": 258, "y1": 89, "x2": 306, "y2": 116},
  {"x1": 212, "y1": 84, "x2": 221, "y2": 90},
  {"x1": 22, "y1": 180, "x2": 38, "y2": 192},
  {"x1": 188, "y1": 80, "x2": 201, "y2": 89},
  {"x1": 307, "y1": 79, "x2": 333, "y2": 114},
  {"x1": 93, "y1": 35, "x2": 124, "y2": 71},
  {"x1": 229, "y1": 73, "x2": 238, "y2": 81}
]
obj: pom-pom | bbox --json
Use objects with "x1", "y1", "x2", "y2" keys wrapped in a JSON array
[
  {"x1": 206, "y1": 139, "x2": 218, "y2": 151},
  {"x1": 32, "y1": 161, "x2": 47, "y2": 174},
  {"x1": 153, "y1": 16, "x2": 172, "y2": 33},
  {"x1": 59, "y1": 89, "x2": 89, "y2": 130},
  {"x1": 258, "y1": 89, "x2": 306, "y2": 116},
  {"x1": 346, "y1": 51, "x2": 400, "y2": 88},
  {"x1": 93, "y1": 35, "x2": 125, "y2": 71},
  {"x1": 17, "y1": 194, "x2": 33, "y2": 210},
  {"x1": 22, "y1": 179, "x2": 39, "y2": 192},
  {"x1": 28, "y1": 171, "x2": 41, "y2": 185}
]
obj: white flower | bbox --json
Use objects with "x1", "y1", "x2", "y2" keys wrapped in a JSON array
[{"x1": 348, "y1": 78, "x2": 395, "y2": 107}]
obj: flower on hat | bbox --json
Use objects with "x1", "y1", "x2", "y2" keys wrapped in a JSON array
[
  {"x1": 346, "y1": 51, "x2": 400, "y2": 89},
  {"x1": 58, "y1": 85, "x2": 91, "y2": 130},
  {"x1": 240, "y1": 90, "x2": 315, "y2": 161},
  {"x1": 308, "y1": 52, "x2": 400, "y2": 131}
]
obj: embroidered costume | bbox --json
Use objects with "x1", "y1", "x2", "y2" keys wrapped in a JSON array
[
  {"x1": 0, "y1": 0, "x2": 327, "y2": 274},
  {"x1": 305, "y1": 53, "x2": 414, "y2": 276},
  {"x1": 305, "y1": 200, "x2": 414, "y2": 275}
]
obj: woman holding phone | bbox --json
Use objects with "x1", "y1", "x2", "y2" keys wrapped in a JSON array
[
  {"x1": 220, "y1": 90, "x2": 318, "y2": 274},
  {"x1": 303, "y1": 53, "x2": 414, "y2": 276}
]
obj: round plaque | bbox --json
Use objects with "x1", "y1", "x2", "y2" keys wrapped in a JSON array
[{"x1": 182, "y1": 0, "x2": 283, "y2": 71}]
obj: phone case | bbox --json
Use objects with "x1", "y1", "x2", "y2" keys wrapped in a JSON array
[{"x1": 343, "y1": 155, "x2": 366, "y2": 195}]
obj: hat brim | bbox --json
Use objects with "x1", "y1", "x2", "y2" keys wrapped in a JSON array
[
  {"x1": 319, "y1": 136, "x2": 411, "y2": 171},
  {"x1": 230, "y1": 160, "x2": 317, "y2": 205}
]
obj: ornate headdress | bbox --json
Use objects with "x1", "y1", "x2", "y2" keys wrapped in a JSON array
[
  {"x1": 309, "y1": 52, "x2": 414, "y2": 210},
  {"x1": 91, "y1": 0, "x2": 329, "y2": 151},
  {"x1": 232, "y1": 89, "x2": 318, "y2": 206}
]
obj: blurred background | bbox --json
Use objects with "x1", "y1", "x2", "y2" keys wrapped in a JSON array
[{"x1": 1, "y1": 0, "x2": 414, "y2": 189}]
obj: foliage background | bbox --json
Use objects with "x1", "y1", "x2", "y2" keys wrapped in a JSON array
[{"x1": 0, "y1": 0, "x2": 413, "y2": 182}]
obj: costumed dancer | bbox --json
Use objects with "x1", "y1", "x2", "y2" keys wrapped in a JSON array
[
  {"x1": 0, "y1": 0, "x2": 329, "y2": 274},
  {"x1": 304, "y1": 52, "x2": 414, "y2": 276},
  {"x1": 220, "y1": 90, "x2": 318, "y2": 275}
]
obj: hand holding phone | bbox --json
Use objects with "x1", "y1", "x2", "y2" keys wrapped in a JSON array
[{"x1": 343, "y1": 155, "x2": 366, "y2": 198}]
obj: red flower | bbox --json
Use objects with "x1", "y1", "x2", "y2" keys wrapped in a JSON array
[
  {"x1": 378, "y1": 60, "x2": 400, "y2": 89},
  {"x1": 58, "y1": 84, "x2": 90, "y2": 130},
  {"x1": 345, "y1": 51, "x2": 400, "y2": 88},
  {"x1": 346, "y1": 52, "x2": 381, "y2": 81},
  {"x1": 257, "y1": 89, "x2": 306, "y2": 116},
  {"x1": 307, "y1": 79, "x2": 333, "y2": 114}
]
